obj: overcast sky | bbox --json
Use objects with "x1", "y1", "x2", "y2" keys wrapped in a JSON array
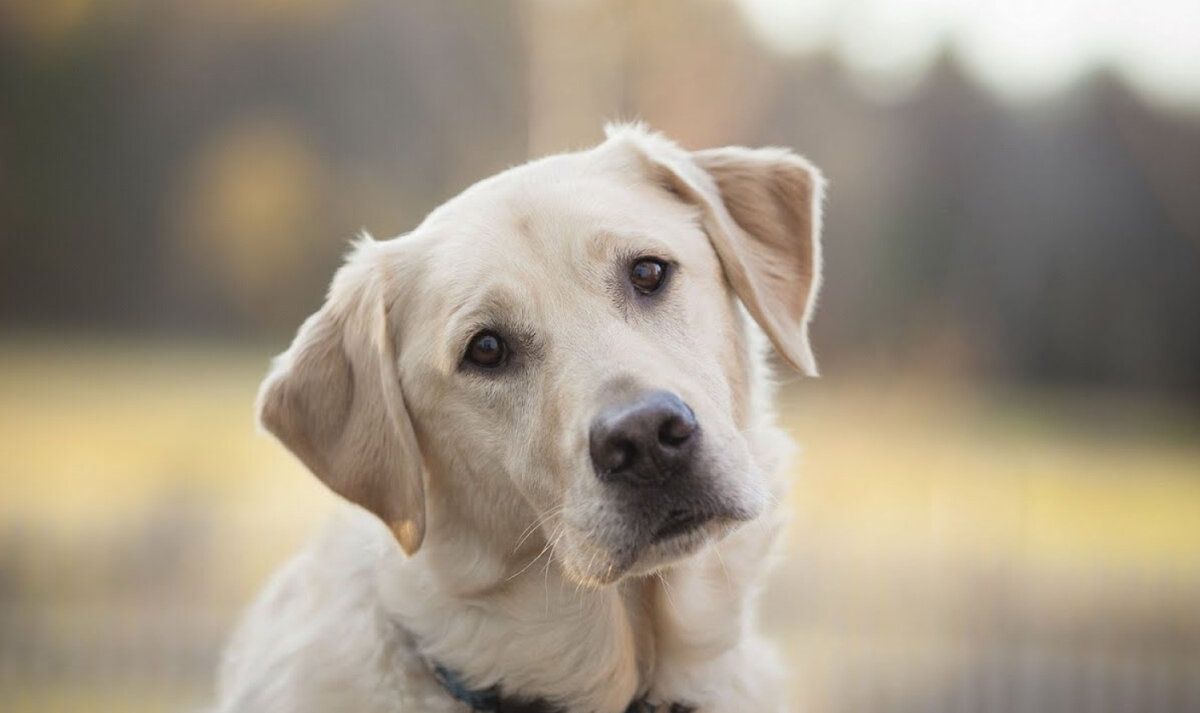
[{"x1": 734, "y1": 0, "x2": 1200, "y2": 110}]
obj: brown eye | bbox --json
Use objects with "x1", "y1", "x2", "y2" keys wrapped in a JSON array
[
  {"x1": 630, "y1": 258, "x2": 667, "y2": 294},
  {"x1": 466, "y1": 330, "x2": 507, "y2": 368}
]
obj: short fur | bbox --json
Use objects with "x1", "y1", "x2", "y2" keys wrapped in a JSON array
[{"x1": 214, "y1": 125, "x2": 826, "y2": 713}]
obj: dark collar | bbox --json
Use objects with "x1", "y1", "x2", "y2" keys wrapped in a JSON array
[{"x1": 429, "y1": 660, "x2": 693, "y2": 713}]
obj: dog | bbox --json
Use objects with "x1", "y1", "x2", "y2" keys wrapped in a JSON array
[{"x1": 212, "y1": 124, "x2": 825, "y2": 713}]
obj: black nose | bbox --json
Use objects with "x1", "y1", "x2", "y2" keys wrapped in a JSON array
[{"x1": 589, "y1": 390, "x2": 699, "y2": 485}]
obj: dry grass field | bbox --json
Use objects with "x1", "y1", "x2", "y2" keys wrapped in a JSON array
[{"x1": 2, "y1": 340, "x2": 1199, "y2": 712}]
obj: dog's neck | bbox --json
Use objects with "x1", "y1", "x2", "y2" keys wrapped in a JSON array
[
  {"x1": 377, "y1": 495, "x2": 646, "y2": 712},
  {"x1": 375, "y1": 423, "x2": 790, "y2": 713}
]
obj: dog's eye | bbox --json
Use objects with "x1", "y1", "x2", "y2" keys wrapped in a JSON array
[
  {"x1": 630, "y1": 258, "x2": 668, "y2": 294},
  {"x1": 465, "y1": 330, "x2": 507, "y2": 368}
]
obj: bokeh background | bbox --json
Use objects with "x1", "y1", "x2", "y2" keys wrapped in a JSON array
[{"x1": 2, "y1": 1, "x2": 1199, "y2": 711}]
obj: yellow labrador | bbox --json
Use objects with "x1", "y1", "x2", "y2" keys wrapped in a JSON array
[{"x1": 213, "y1": 124, "x2": 825, "y2": 713}]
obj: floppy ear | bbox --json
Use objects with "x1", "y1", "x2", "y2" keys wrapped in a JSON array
[
  {"x1": 256, "y1": 240, "x2": 425, "y2": 555},
  {"x1": 612, "y1": 126, "x2": 826, "y2": 376}
]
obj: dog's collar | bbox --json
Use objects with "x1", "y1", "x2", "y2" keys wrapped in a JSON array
[{"x1": 428, "y1": 660, "x2": 693, "y2": 713}]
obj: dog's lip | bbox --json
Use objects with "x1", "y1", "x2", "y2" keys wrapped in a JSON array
[{"x1": 651, "y1": 509, "x2": 716, "y2": 543}]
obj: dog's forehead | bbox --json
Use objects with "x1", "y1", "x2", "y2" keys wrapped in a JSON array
[
  {"x1": 422, "y1": 141, "x2": 635, "y2": 225},
  {"x1": 410, "y1": 150, "x2": 698, "y2": 296}
]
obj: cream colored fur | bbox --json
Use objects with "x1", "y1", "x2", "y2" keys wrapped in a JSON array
[{"x1": 213, "y1": 124, "x2": 825, "y2": 713}]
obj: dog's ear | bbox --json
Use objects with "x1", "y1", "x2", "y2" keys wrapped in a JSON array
[
  {"x1": 611, "y1": 126, "x2": 826, "y2": 376},
  {"x1": 257, "y1": 239, "x2": 425, "y2": 555}
]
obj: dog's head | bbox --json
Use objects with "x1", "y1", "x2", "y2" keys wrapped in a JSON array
[{"x1": 257, "y1": 125, "x2": 824, "y2": 586}]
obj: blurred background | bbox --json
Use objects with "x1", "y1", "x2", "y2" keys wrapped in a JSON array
[{"x1": 2, "y1": 0, "x2": 1199, "y2": 711}]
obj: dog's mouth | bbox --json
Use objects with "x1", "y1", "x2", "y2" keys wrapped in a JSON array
[
  {"x1": 651, "y1": 509, "x2": 715, "y2": 543},
  {"x1": 559, "y1": 487, "x2": 762, "y2": 586},
  {"x1": 560, "y1": 508, "x2": 728, "y2": 586}
]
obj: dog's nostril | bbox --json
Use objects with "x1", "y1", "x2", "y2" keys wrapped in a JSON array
[
  {"x1": 597, "y1": 440, "x2": 635, "y2": 474},
  {"x1": 658, "y1": 409, "x2": 696, "y2": 448}
]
